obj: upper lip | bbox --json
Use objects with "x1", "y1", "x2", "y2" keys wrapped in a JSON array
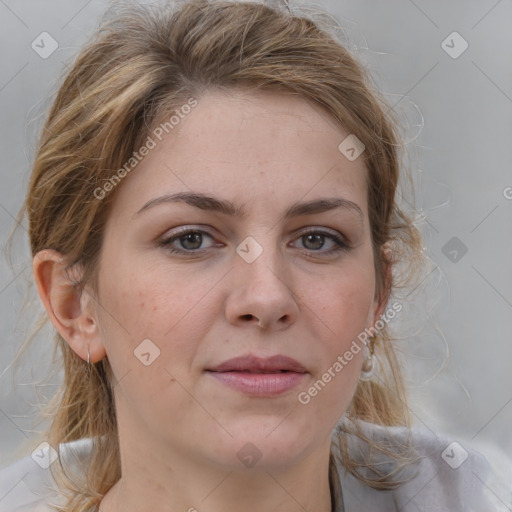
[{"x1": 207, "y1": 354, "x2": 307, "y2": 373}]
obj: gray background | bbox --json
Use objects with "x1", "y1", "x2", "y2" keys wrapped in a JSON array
[{"x1": 0, "y1": 0, "x2": 511, "y2": 502}]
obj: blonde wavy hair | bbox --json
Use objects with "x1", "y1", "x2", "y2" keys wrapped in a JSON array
[{"x1": 10, "y1": 0, "x2": 426, "y2": 510}]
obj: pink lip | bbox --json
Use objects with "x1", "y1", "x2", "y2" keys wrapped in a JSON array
[{"x1": 206, "y1": 355, "x2": 307, "y2": 397}]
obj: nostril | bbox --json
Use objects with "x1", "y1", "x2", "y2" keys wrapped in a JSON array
[{"x1": 241, "y1": 314, "x2": 254, "y2": 321}]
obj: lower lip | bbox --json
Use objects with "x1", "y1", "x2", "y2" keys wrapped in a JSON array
[{"x1": 207, "y1": 371, "x2": 306, "y2": 397}]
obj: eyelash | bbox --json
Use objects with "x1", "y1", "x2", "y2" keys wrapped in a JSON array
[{"x1": 158, "y1": 227, "x2": 349, "y2": 257}]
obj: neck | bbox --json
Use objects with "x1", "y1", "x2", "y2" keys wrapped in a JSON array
[{"x1": 99, "y1": 436, "x2": 334, "y2": 512}]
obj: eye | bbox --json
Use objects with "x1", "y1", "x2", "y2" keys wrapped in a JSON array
[
  {"x1": 159, "y1": 228, "x2": 219, "y2": 254},
  {"x1": 158, "y1": 226, "x2": 349, "y2": 256},
  {"x1": 291, "y1": 229, "x2": 349, "y2": 255}
]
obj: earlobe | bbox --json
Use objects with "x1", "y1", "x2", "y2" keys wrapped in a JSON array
[{"x1": 32, "y1": 249, "x2": 106, "y2": 363}]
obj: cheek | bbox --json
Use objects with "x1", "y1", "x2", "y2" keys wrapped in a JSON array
[
  {"x1": 96, "y1": 259, "x2": 215, "y2": 378},
  {"x1": 98, "y1": 258, "x2": 197, "y2": 334},
  {"x1": 95, "y1": 264, "x2": 201, "y2": 416},
  {"x1": 309, "y1": 269, "x2": 375, "y2": 341},
  {"x1": 295, "y1": 277, "x2": 372, "y2": 434}
]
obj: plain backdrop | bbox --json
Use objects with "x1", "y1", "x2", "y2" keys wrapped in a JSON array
[{"x1": 0, "y1": 0, "x2": 511, "y2": 500}]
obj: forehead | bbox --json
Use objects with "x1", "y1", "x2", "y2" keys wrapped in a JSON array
[{"x1": 107, "y1": 88, "x2": 369, "y2": 220}]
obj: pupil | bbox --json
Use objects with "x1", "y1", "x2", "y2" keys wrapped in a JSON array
[
  {"x1": 182, "y1": 233, "x2": 202, "y2": 250},
  {"x1": 305, "y1": 234, "x2": 323, "y2": 250}
]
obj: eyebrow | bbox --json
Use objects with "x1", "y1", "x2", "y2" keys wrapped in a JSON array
[{"x1": 134, "y1": 192, "x2": 363, "y2": 222}]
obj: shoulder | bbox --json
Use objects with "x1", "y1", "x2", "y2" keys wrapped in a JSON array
[
  {"x1": 0, "y1": 438, "x2": 93, "y2": 512},
  {"x1": 331, "y1": 417, "x2": 509, "y2": 512}
]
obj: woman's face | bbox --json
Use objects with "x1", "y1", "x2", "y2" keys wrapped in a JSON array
[{"x1": 92, "y1": 89, "x2": 383, "y2": 471}]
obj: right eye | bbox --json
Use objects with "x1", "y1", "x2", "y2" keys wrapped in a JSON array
[{"x1": 159, "y1": 227, "x2": 220, "y2": 254}]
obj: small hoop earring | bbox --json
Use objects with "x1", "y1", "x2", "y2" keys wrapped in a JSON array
[
  {"x1": 87, "y1": 349, "x2": 90, "y2": 365},
  {"x1": 359, "y1": 339, "x2": 375, "y2": 382}
]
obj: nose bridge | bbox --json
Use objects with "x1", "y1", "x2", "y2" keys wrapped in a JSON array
[
  {"x1": 235, "y1": 232, "x2": 287, "y2": 288},
  {"x1": 226, "y1": 231, "x2": 299, "y2": 329}
]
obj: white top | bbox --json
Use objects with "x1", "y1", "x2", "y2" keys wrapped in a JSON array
[{"x1": 0, "y1": 418, "x2": 510, "y2": 511}]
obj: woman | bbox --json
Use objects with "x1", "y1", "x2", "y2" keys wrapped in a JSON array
[{"x1": 0, "y1": 1, "x2": 506, "y2": 511}]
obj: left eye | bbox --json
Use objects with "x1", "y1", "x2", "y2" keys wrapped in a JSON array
[
  {"x1": 159, "y1": 228, "x2": 348, "y2": 255},
  {"x1": 292, "y1": 230, "x2": 348, "y2": 253}
]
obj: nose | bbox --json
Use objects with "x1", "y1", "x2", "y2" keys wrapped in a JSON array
[{"x1": 224, "y1": 242, "x2": 300, "y2": 331}]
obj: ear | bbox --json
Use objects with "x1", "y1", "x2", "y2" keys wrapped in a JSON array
[{"x1": 32, "y1": 249, "x2": 106, "y2": 363}]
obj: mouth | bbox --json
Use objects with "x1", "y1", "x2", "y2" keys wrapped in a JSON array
[
  {"x1": 207, "y1": 354, "x2": 307, "y2": 373},
  {"x1": 206, "y1": 354, "x2": 307, "y2": 397}
]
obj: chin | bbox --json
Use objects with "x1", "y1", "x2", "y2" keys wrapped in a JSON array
[{"x1": 202, "y1": 418, "x2": 323, "y2": 472}]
